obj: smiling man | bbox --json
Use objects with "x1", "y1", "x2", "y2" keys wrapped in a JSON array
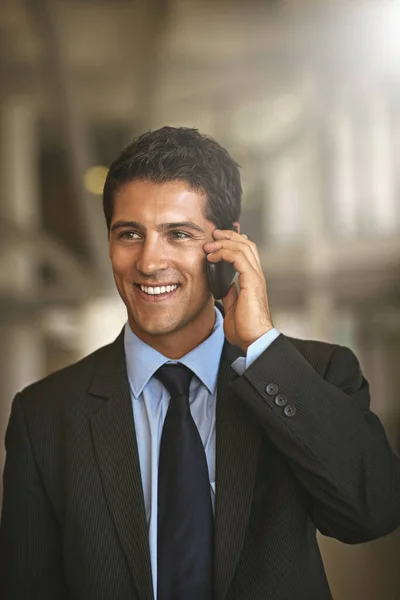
[{"x1": 1, "y1": 126, "x2": 400, "y2": 600}]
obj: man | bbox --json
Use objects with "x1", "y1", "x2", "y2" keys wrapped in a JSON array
[{"x1": 1, "y1": 126, "x2": 399, "y2": 600}]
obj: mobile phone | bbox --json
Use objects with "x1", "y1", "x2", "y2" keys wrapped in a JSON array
[{"x1": 206, "y1": 225, "x2": 238, "y2": 300}]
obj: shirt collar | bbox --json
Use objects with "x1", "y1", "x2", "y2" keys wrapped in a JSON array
[{"x1": 124, "y1": 307, "x2": 225, "y2": 398}]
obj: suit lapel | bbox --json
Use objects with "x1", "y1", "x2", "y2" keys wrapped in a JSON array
[
  {"x1": 215, "y1": 340, "x2": 261, "y2": 600},
  {"x1": 89, "y1": 332, "x2": 154, "y2": 600}
]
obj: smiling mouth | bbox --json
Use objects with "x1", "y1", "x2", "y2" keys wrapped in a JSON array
[{"x1": 136, "y1": 284, "x2": 179, "y2": 296}]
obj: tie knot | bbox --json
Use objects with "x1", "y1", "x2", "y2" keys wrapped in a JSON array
[{"x1": 154, "y1": 363, "x2": 193, "y2": 399}]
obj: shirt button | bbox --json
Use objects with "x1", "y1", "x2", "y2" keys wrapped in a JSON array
[
  {"x1": 266, "y1": 383, "x2": 279, "y2": 396},
  {"x1": 284, "y1": 405, "x2": 296, "y2": 417},
  {"x1": 275, "y1": 394, "x2": 288, "y2": 407}
]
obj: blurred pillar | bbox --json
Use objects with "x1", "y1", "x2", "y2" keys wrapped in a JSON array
[
  {"x1": 0, "y1": 99, "x2": 44, "y2": 498},
  {"x1": 307, "y1": 290, "x2": 335, "y2": 342},
  {"x1": 355, "y1": 91, "x2": 396, "y2": 235},
  {"x1": 302, "y1": 119, "x2": 334, "y2": 342},
  {"x1": 0, "y1": 100, "x2": 40, "y2": 230},
  {"x1": 268, "y1": 148, "x2": 304, "y2": 246},
  {"x1": 330, "y1": 103, "x2": 357, "y2": 238},
  {"x1": 131, "y1": 0, "x2": 172, "y2": 132},
  {"x1": 25, "y1": 0, "x2": 112, "y2": 285}
]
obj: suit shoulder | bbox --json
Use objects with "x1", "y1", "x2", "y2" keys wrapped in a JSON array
[
  {"x1": 283, "y1": 335, "x2": 351, "y2": 376},
  {"x1": 285, "y1": 335, "x2": 338, "y2": 355},
  {"x1": 18, "y1": 341, "x2": 113, "y2": 404}
]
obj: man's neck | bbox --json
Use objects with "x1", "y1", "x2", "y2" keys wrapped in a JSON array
[{"x1": 129, "y1": 303, "x2": 217, "y2": 360}]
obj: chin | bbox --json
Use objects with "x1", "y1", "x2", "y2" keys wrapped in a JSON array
[
  {"x1": 128, "y1": 296, "x2": 213, "y2": 339},
  {"x1": 142, "y1": 318, "x2": 176, "y2": 334},
  {"x1": 132, "y1": 315, "x2": 183, "y2": 337}
]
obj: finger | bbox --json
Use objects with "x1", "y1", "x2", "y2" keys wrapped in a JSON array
[
  {"x1": 221, "y1": 280, "x2": 238, "y2": 313},
  {"x1": 212, "y1": 228, "x2": 247, "y2": 242},
  {"x1": 206, "y1": 247, "x2": 262, "y2": 290},
  {"x1": 238, "y1": 234, "x2": 262, "y2": 269},
  {"x1": 212, "y1": 229, "x2": 262, "y2": 269},
  {"x1": 205, "y1": 239, "x2": 260, "y2": 273}
]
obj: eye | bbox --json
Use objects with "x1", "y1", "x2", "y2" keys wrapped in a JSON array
[
  {"x1": 168, "y1": 230, "x2": 191, "y2": 240},
  {"x1": 118, "y1": 231, "x2": 141, "y2": 240}
]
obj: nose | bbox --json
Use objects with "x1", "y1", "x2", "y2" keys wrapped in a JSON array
[{"x1": 136, "y1": 235, "x2": 168, "y2": 275}]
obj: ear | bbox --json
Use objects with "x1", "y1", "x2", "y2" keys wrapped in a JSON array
[{"x1": 233, "y1": 221, "x2": 240, "y2": 234}]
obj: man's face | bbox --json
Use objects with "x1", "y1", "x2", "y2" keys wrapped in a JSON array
[{"x1": 109, "y1": 179, "x2": 216, "y2": 345}]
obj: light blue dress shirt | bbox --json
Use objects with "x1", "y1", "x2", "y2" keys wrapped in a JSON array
[{"x1": 124, "y1": 308, "x2": 280, "y2": 596}]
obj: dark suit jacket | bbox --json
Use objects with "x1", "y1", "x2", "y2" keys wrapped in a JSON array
[{"x1": 1, "y1": 331, "x2": 400, "y2": 600}]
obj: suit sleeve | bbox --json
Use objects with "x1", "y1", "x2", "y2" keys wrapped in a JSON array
[
  {"x1": 0, "y1": 394, "x2": 68, "y2": 599},
  {"x1": 232, "y1": 335, "x2": 400, "y2": 544}
]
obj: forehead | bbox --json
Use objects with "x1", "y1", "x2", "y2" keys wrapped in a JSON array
[{"x1": 112, "y1": 180, "x2": 208, "y2": 224}]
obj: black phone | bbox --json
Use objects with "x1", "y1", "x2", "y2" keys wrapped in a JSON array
[{"x1": 206, "y1": 225, "x2": 238, "y2": 300}]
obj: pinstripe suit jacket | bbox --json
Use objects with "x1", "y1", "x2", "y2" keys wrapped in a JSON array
[{"x1": 1, "y1": 331, "x2": 400, "y2": 600}]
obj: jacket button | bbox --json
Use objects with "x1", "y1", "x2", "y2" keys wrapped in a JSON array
[
  {"x1": 284, "y1": 405, "x2": 296, "y2": 417},
  {"x1": 275, "y1": 394, "x2": 288, "y2": 407},
  {"x1": 266, "y1": 383, "x2": 279, "y2": 396}
]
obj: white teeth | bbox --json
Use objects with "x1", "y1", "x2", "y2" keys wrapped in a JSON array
[{"x1": 140, "y1": 284, "x2": 178, "y2": 295}]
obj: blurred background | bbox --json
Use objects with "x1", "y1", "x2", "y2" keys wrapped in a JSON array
[{"x1": 0, "y1": 0, "x2": 400, "y2": 597}]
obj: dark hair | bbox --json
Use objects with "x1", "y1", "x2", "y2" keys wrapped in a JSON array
[{"x1": 102, "y1": 126, "x2": 242, "y2": 232}]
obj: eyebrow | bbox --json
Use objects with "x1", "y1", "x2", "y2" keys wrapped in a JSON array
[{"x1": 110, "y1": 220, "x2": 205, "y2": 234}]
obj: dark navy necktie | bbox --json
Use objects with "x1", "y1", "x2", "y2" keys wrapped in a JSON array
[{"x1": 155, "y1": 364, "x2": 214, "y2": 600}]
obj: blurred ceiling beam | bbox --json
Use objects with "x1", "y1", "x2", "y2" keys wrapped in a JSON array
[{"x1": 126, "y1": 0, "x2": 173, "y2": 133}]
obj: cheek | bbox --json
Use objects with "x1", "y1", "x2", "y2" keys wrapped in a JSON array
[
  {"x1": 179, "y1": 248, "x2": 207, "y2": 274},
  {"x1": 110, "y1": 249, "x2": 134, "y2": 277},
  {"x1": 183, "y1": 251, "x2": 209, "y2": 287}
]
